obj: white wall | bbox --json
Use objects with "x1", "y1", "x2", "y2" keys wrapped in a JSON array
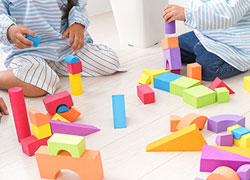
[{"x1": 87, "y1": 0, "x2": 112, "y2": 17}]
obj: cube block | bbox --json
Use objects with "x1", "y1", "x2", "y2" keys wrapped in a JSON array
[
  {"x1": 32, "y1": 123, "x2": 52, "y2": 140},
  {"x1": 66, "y1": 61, "x2": 83, "y2": 75},
  {"x1": 215, "y1": 134, "x2": 233, "y2": 146},
  {"x1": 161, "y1": 37, "x2": 179, "y2": 49},
  {"x1": 154, "y1": 72, "x2": 182, "y2": 92},
  {"x1": 215, "y1": 87, "x2": 230, "y2": 103}
]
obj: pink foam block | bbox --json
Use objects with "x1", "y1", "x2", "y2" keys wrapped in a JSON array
[
  {"x1": 8, "y1": 87, "x2": 31, "y2": 142},
  {"x1": 43, "y1": 91, "x2": 73, "y2": 115},
  {"x1": 209, "y1": 77, "x2": 235, "y2": 94},
  {"x1": 137, "y1": 84, "x2": 155, "y2": 104},
  {"x1": 66, "y1": 61, "x2": 83, "y2": 75},
  {"x1": 21, "y1": 136, "x2": 50, "y2": 156},
  {"x1": 237, "y1": 164, "x2": 250, "y2": 180},
  {"x1": 165, "y1": 21, "x2": 176, "y2": 34},
  {"x1": 200, "y1": 145, "x2": 250, "y2": 172},
  {"x1": 164, "y1": 48, "x2": 182, "y2": 70},
  {"x1": 207, "y1": 114, "x2": 245, "y2": 133},
  {"x1": 215, "y1": 133, "x2": 233, "y2": 146},
  {"x1": 50, "y1": 120, "x2": 100, "y2": 136}
]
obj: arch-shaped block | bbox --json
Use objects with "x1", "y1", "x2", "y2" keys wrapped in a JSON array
[
  {"x1": 35, "y1": 146, "x2": 104, "y2": 180},
  {"x1": 237, "y1": 164, "x2": 250, "y2": 180},
  {"x1": 56, "y1": 105, "x2": 70, "y2": 113},
  {"x1": 207, "y1": 114, "x2": 245, "y2": 133},
  {"x1": 207, "y1": 166, "x2": 240, "y2": 180},
  {"x1": 48, "y1": 133, "x2": 86, "y2": 158},
  {"x1": 65, "y1": 54, "x2": 80, "y2": 64}
]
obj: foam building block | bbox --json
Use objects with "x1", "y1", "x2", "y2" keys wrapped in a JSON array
[
  {"x1": 153, "y1": 72, "x2": 182, "y2": 92},
  {"x1": 28, "y1": 109, "x2": 50, "y2": 127},
  {"x1": 65, "y1": 54, "x2": 80, "y2": 64},
  {"x1": 176, "y1": 113, "x2": 208, "y2": 131},
  {"x1": 170, "y1": 69, "x2": 181, "y2": 75},
  {"x1": 170, "y1": 115, "x2": 182, "y2": 132},
  {"x1": 164, "y1": 48, "x2": 182, "y2": 70},
  {"x1": 182, "y1": 85, "x2": 216, "y2": 108},
  {"x1": 56, "y1": 105, "x2": 70, "y2": 113},
  {"x1": 52, "y1": 113, "x2": 70, "y2": 122},
  {"x1": 209, "y1": 77, "x2": 235, "y2": 94},
  {"x1": 237, "y1": 164, "x2": 250, "y2": 180},
  {"x1": 112, "y1": 95, "x2": 126, "y2": 129},
  {"x1": 207, "y1": 114, "x2": 245, "y2": 133},
  {"x1": 194, "y1": 178, "x2": 204, "y2": 180},
  {"x1": 138, "y1": 74, "x2": 150, "y2": 84},
  {"x1": 146, "y1": 124, "x2": 207, "y2": 151},
  {"x1": 35, "y1": 146, "x2": 104, "y2": 180},
  {"x1": 215, "y1": 87, "x2": 230, "y2": 103},
  {"x1": 58, "y1": 107, "x2": 81, "y2": 122},
  {"x1": 26, "y1": 34, "x2": 41, "y2": 47},
  {"x1": 215, "y1": 134, "x2": 233, "y2": 146},
  {"x1": 69, "y1": 73, "x2": 83, "y2": 95},
  {"x1": 231, "y1": 127, "x2": 250, "y2": 140},
  {"x1": 212, "y1": 146, "x2": 250, "y2": 158},
  {"x1": 200, "y1": 145, "x2": 250, "y2": 172},
  {"x1": 66, "y1": 61, "x2": 83, "y2": 75},
  {"x1": 8, "y1": 87, "x2": 31, "y2": 142},
  {"x1": 187, "y1": 63, "x2": 202, "y2": 83},
  {"x1": 143, "y1": 69, "x2": 167, "y2": 85},
  {"x1": 137, "y1": 84, "x2": 155, "y2": 104},
  {"x1": 48, "y1": 133, "x2": 86, "y2": 158},
  {"x1": 206, "y1": 166, "x2": 240, "y2": 180},
  {"x1": 21, "y1": 136, "x2": 50, "y2": 156},
  {"x1": 170, "y1": 76, "x2": 200, "y2": 97},
  {"x1": 161, "y1": 37, "x2": 179, "y2": 49},
  {"x1": 32, "y1": 123, "x2": 52, "y2": 140},
  {"x1": 227, "y1": 125, "x2": 250, "y2": 148},
  {"x1": 43, "y1": 90, "x2": 73, "y2": 115},
  {"x1": 244, "y1": 76, "x2": 250, "y2": 92},
  {"x1": 165, "y1": 21, "x2": 176, "y2": 34},
  {"x1": 50, "y1": 120, "x2": 100, "y2": 136}
]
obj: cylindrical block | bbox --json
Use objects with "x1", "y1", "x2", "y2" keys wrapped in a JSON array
[
  {"x1": 69, "y1": 73, "x2": 83, "y2": 95},
  {"x1": 165, "y1": 21, "x2": 176, "y2": 34},
  {"x1": 8, "y1": 87, "x2": 31, "y2": 142}
]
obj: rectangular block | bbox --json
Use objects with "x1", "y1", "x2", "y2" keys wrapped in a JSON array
[
  {"x1": 153, "y1": 72, "x2": 182, "y2": 92},
  {"x1": 137, "y1": 85, "x2": 155, "y2": 104},
  {"x1": 244, "y1": 76, "x2": 250, "y2": 92},
  {"x1": 187, "y1": 63, "x2": 202, "y2": 83},
  {"x1": 215, "y1": 87, "x2": 229, "y2": 103},
  {"x1": 58, "y1": 107, "x2": 81, "y2": 122},
  {"x1": 215, "y1": 134, "x2": 233, "y2": 146},
  {"x1": 138, "y1": 74, "x2": 150, "y2": 85},
  {"x1": 67, "y1": 61, "x2": 83, "y2": 75},
  {"x1": 69, "y1": 73, "x2": 83, "y2": 95},
  {"x1": 32, "y1": 123, "x2": 52, "y2": 140},
  {"x1": 182, "y1": 85, "x2": 216, "y2": 108},
  {"x1": 170, "y1": 76, "x2": 200, "y2": 97},
  {"x1": 164, "y1": 48, "x2": 182, "y2": 70},
  {"x1": 161, "y1": 37, "x2": 179, "y2": 49},
  {"x1": 112, "y1": 95, "x2": 126, "y2": 129},
  {"x1": 28, "y1": 109, "x2": 50, "y2": 126}
]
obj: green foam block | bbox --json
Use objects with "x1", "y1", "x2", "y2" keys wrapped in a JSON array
[
  {"x1": 215, "y1": 87, "x2": 230, "y2": 103},
  {"x1": 182, "y1": 85, "x2": 216, "y2": 108},
  {"x1": 170, "y1": 76, "x2": 200, "y2": 96},
  {"x1": 48, "y1": 133, "x2": 86, "y2": 158}
]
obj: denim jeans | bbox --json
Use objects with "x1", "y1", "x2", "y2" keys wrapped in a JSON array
[{"x1": 178, "y1": 31, "x2": 243, "y2": 81}]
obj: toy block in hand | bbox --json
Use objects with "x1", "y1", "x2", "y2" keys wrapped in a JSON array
[
  {"x1": 137, "y1": 84, "x2": 155, "y2": 104},
  {"x1": 187, "y1": 63, "x2": 202, "y2": 83},
  {"x1": 161, "y1": 37, "x2": 179, "y2": 49},
  {"x1": 209, "y1": 77, "x2": 235, "y2": 94},
  {"x1": 165, "y1": 21, "x2": 176, "y2": 34},
  {"x1": 26, "y1": 34, "x2": 41, "y2": 47}
]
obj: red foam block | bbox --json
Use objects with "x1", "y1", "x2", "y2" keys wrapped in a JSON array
[
  {"x1": 208, "y1": 77, "x2": 235, "y2": 94},
  {"x1": 66, "y1": 61, "x2": 83, "y2": 75},
  {"x1": 137, "y1": 85, "x2": 155, "y2": 104}
]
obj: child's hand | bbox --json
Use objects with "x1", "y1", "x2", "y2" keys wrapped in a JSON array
[
  {"x1": 163, "y1": 5, "x2": 186, "y2": 23},
  {"x1": 7, "y1": 25, "x2": 36, "y2": 49},
  {"x1": 62, "y1": 23, "x2": 85, "y2": 52},
  {"x1": 0, "y1": 97, "x2": 9, "y2": 117}
]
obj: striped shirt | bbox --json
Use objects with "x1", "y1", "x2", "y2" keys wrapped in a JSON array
[
  {"x1": 0, "y1": 0, "x2": 93, "y2": 69},
  {"x1": 185, "y1": 0, "x2": 250, "y2": 71}
]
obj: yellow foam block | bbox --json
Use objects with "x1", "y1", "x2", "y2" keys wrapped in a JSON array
[
  {"x1": 227, "y1": 125, "x2": 250, "y2": 148},
  {"x1": 244, "y1": 76, "x2": 250, "y2": 92},
  {"x1": 146, "y1": 124, "x2": 207, "y2": 151},
  {"x1": 32, "y1": 123, "x2": 52, "y2": 140},
  {"x1": 212, "y1": 146, "x2": 250, "y2": 158},
  {"x1": 69, "y1": 73, "x2": 83, "y2": 95},
  {"x1": 138, "y1": 74, "x2": 150, "y2": 84},
  {"x1": 143, "y1": 69, "x2": 168, "y2": 85},
  {"x1": 52, "y1": 113, "x2": 70, "y2": 123},
  {"x1": 227, "y1": 124, "x2": 241, "y2": 133}
]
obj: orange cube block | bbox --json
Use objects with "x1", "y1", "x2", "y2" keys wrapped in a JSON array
[
  {"x1": 161, "y1": 37, "x2": 179, "y2": 50},
  {"x1": 187, "y1": 63, "x2": 202, "y2": 83},
  {"x1": 170, "y1": 115, "x2": 182, "y2": 132},
  {"x1": 35, "y1": 146, "x2": 104, "y2": 180},
  {"x1": 28, "y1": 109, "x2": 51, "y2": 126},
  {"x1": 59, "y1": 107, "x2": 81, "y2": 122}
]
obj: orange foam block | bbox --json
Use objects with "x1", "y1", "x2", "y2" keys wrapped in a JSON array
[
  {"x1": 170, "y1": 115, "x2": 182, "y2": 132},
  {"x1": 28, "y1": 109, "x2": 51, "y2": 126},
  {"x1": 161, "y1": 37, "x2": 179, "y2": 49},
  {"x1": 58, "y1": 107, "x2": 81, "y2": 122},
  {"x1": 207, "y1": 166, "x2": 240, "y2": 180},
  {"x1": 187, "y1": 63, "x2": 202, "y2": 83},
  {"x1": 35, "y1": 146, "x2": 104, "y2": 180}
]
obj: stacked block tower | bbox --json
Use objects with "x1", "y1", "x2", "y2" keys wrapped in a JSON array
[{"x1": 162, "y1": 21, "x2": 182, "y2": 74}]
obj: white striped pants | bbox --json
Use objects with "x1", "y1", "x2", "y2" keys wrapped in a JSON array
[{"x1": 8, "y1": 43, "x2": 123, "y2": 94}]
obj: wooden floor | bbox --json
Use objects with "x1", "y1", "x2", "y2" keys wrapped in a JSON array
[{"x1": 1, "y1": 11, "x2": 250, "y2": 180}]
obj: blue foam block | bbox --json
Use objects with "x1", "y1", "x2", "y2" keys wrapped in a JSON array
[
  {"x1": 112, "y1": 95, "x2": 126, "y2": 129},
  {"x1": 65, "y1": 54, "x2": 80, "y2": 64},
  {"x1": 56, "y1": 105, "x2": 70, "y2": 113},
  {"x1": 231, "y1": 127, "x2": 250, "y2": 140},
  {"x1": 26, "y1": 34, "x2": 41, "y2": 47},
  {"x1": 153, "y1": 72, "x2": 182, "y2": 92}
]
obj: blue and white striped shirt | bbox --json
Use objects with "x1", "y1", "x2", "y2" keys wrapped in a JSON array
[
  {"x1": 185, "y1": 0, "x2": 250, "y2": 71},
  {"x1": 0, "y1": 0, "x2": 93, "y2": 69}
]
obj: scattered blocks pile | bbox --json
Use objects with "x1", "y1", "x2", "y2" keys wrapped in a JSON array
[
  {"x1": 209, "y1": 77, "x2": 235, "y2": 94},
  {"x1": 227, "y1": 125, "x2": 250, "y2": 148}
]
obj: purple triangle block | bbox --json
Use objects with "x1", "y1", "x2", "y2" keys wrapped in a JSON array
[
  {"x1": 200, "y1": 145, "x2": 250, "y2": 172},
  {"x1": 50, "y1": 120, "x2": 100, "y2": 136}
]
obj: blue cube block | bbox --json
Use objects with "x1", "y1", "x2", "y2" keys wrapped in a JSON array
[
  {"x1": 231, "y1": 127, "x2": 250, "y2": 140},
  {"x1": 112, "y1": 95, "x2": 126, "y2": 129},
  {"x1": 26, "y1": 34, "x2": 41, "y2": 47},
  {"x1": 153, "y1": 72, "x2": 182, "y2": 92},
  {"x1": 65, "y1": 54, "x2": 80, "y2": 64}
]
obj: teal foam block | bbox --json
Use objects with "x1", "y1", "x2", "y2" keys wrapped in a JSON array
[
  {"x1": 170, "y1": 76, "x2": 200, "y2": 96},
  {"x1": 231, "y1": 127, "x2": 250, "y2": 140},
  {"x1": 26, "y1": 34, "x2": 41, "y2": 47},
  {"x1": 65, "y1": 54, "x2": 80, "y2": 64},
  {"x1": 153, "y1": 72, "x2": 182, "y2": 92},
  {"x1": 112, "y1": 95, "x2": 126, "y2": 129},
  {"x1": 56, "y1": 105, "x2": 70, "y2": 113},
  {"x1": 215, "y1": 87, "x2": 230, "y2": 103},
  {"x1": 183, "y1": 85, "x2": 216, "y2": 108}
]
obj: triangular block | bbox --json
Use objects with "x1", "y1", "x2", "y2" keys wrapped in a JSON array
[
  {"x1": 138, "y1": 74, "x2": 150, "y2": 84},
  {"x1": 200, "y1": 145, "x2": 250, "y2": 172},
  {"x1": 208, "y1": 77, "x2": 235, "y2": 94},
  {"x1": 212, "y1": 146, "x2": 250, "y2": 158},
  {"x1": 143, "y1": 69, "x2": 168, "y2": 85},
  {"x1": 146, "y1": 124, "x2": 207, "y2": 151}
]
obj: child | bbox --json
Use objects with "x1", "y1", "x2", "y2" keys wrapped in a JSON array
[
  {"x1": 0, "y1": 97, "x2": 8, "y2": 117},
  {"x1": 163, "y1": 1, "x2": 250, "y2": 81},
  {"x1": 0, "y1": 0, "x2": 123, "y2": 97}
]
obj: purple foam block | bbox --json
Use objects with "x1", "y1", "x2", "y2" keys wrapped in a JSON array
[
  {"x1": 50, "y1": 120, "x2": 100, "y2": 136},
  {"x1": 194, "y1": 178, "x2": 204, "y2": 180},
  {"x1": 200, "y1": 145, "x2": 250, "y2": 172},
  {"x1": 215, "y1": 133, "x2": 233, "y2": 146},
  {"x1": 237, "y1": 164, "x2": 250, "y2": 180},
  {"x1": 165, "y1": 21, "x2": 176, "y2": 34},
  {"x1": 207, "y1": 114, "x2": 245, "y2": 133},
  {"x1": 163, "y1": 48, "x2": 182, "y2": 70}
]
